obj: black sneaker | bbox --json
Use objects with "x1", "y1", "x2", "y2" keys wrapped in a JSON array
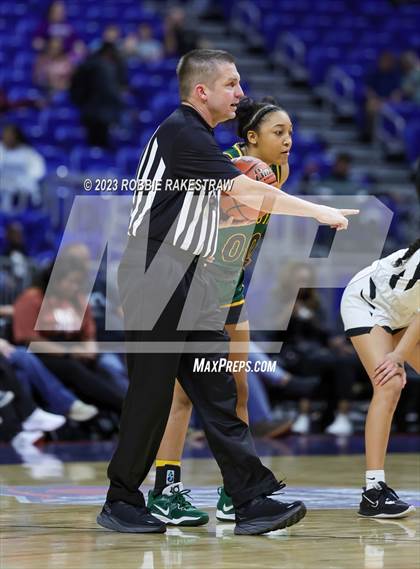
[
  {"x1": 358, "y1": 482, "x2": 416, "y2": 519},
  {"x1": 97, "y1": 501, "x2": 166, "y2": 533},
  {"x1": 234, "y1": 495, "x2": 306, "y2": 536}
]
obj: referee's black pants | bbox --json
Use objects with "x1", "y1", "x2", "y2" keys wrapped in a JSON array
[{"x1": 106, "y1": 239, "x2": 279, "y2": 508}]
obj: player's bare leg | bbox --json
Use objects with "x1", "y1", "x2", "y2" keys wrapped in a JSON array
[
  {"x1": 351, "y1": 326, "x2": 402, "y2": 470},
  {"x1": 350, "y1": 325, "x2": 415, "y2": 518},
  {"x1": 156, "y1": 381, "x2": 192, "y2": 463}
]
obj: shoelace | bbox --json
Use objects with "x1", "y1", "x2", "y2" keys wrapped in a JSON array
[
  {"x1": 383, "y1": 484, "x2": 400, "y2": 501},
  {"x1": 269, "y1": 480, "x2": 287, "y2": 496},
  {"x1": 170, "y1": 487, "x2": 194, "y2": 510}
]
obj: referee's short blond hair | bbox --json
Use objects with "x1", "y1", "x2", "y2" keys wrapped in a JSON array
[{"x1": 176, "y1": 49, "x2": 236, "y2": 99}]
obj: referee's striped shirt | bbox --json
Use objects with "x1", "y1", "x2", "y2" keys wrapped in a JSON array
[{"x1": 128, "y1": 105, "x2": 240, "y2": 257}]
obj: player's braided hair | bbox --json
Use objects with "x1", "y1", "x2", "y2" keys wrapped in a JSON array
[
  {"x1": 236, "y1": 96, "x2": 285, "y2": 140},
  {"x1": 394, "y1": 238, "x2": 420, "y2": 267}
]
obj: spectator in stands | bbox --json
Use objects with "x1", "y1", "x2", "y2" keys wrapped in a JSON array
[
  {"x1": 364, "y1": 51, "x2": 402, "y2": 141},
  {"x1": 0, "y1": 124, "x2": 46, "y2": 211},
  {"x1": 123, "y1": 23, "x2": 163, "y2": 63},
  {"x1": 0, "y1": 89, "x2": 44, "y2": 115},
  {"x1": 0, "y1": 338, "x2": 98, "y2": 422},
  {"x1": 317, "y1": 153, "x2": 366, "y2": 195},
  {"x1": 271, "y1": 262, "x2": 359, "y2": 435},
  {"x1": 3, "y1": 223, "x2": 27, "y2": 259},
  {"x1": 12, "y1": 257, "x2": 125, "y2": 414},
  {"x1": 90, "y1": 24, "x2": 122, "y2": 53},
  {"x1": 326, "y1": 153, "x2": 352, "y2": 183},
  {"x1": 60, "y1": 243, "x2": 127, "y2": 390},
  {"x1": 1, "y1": 223, "x2": 31, "y2": 293},
  {"x1": 401, "y1": 51, "x2": 420, "y2": 104},
  {"x1": 33, "y1": 0, "x2": 85, "y2": 58},
  {"x1": 0, "y1": 353, "x2": 66, "y2": 445},
  {"x1": 33, "y1": 37, "x2": 75, "y2": 94},
  {"x1": 164, "y1": 6, "x2": 200, "y2": 56},
  {"x1": 246, "y1": 342, "x2": 319, "y2": 438},
  {"x1": 70, "y1": 43, "x2": 125, "y2": 147}
]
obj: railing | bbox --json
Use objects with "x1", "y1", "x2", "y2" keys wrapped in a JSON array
[
  {"x1": 326, "y1": 66, "x2": 356, "y2": 117},
  {"x1": 275, "y1": 32, "x2": 307, "y2": 81},
  {"x1": 377, "y1": 104, "x2": 406, "y2": 156}
]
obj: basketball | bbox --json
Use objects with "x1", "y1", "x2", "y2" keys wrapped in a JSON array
[{"x1": 220, "y1": 156, "x2": 277, "y2": 223}]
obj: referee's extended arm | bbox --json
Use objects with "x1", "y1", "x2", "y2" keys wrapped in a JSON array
[{"x1": 230, "y1": 174, "x2": 359, "y2": 230}]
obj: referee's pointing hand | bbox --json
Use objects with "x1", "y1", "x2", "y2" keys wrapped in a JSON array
[{"x1": 315, "y1": 206, "x2": 360, "y2": 231}]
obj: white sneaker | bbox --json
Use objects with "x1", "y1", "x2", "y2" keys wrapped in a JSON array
[
  {"x1": 325, "y1": 413, "x2": 353, "y2": 436},
  {"x1": 23, "y1": 453, "x2": 64, "y2": 479},
  {"x1": 0, "y1": 390, "x2": 14, "y2": 408},
  {"x1": 68, "y1": 400, "x2": 99, "y2": 422},
  {"x1": 11, "y1": 430, "x2": 44, "y2": 454},
  {"x1": 22, "y1": 408, "x2": 66, "y2": 432},
  {"x1": 291, "y1": 414, "x2": 310, "y2": 434}
]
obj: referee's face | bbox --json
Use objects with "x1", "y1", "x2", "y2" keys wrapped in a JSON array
[{"x1": 206, "y1": 62, "x2": 243, "y2": 125}]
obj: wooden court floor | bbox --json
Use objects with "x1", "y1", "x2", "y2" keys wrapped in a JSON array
[{"x1": 1, "y1": 453, "x2": 419, "y2": 569}]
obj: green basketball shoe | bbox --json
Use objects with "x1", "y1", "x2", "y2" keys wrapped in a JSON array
[
  {"x1": 216, "y1": 487, "x2": 235, "y2": 521},
  {"x1": 147, "y1": 482, "x2": 209, "y2": 526}
]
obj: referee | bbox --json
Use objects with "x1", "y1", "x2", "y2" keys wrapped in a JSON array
[{"x1": 97, "y1": 49, "x2": 357, "y2": 536}]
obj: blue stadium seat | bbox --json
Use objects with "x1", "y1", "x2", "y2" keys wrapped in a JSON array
[
  {"x1": 54, "y1": 125, "x2": 86, "y2": 148},
  {"x1": 116, "y1": 148, "x2": 140, "y2": 176},
  {"x1": 69, "y1": 146, "x2": 118, "y2": 173},
  {"x1": 307, "y1": 47, "x2": 344, "y2": 86},
  {"x1": 148, "y1": 93, "x2": 179, "y2": 122},
  {"x1": 404, "y1": 122, "x2": 420, "y2": 164},
  {"x1": 34, "y1": 143, "x2": 69, "y2": 172}
]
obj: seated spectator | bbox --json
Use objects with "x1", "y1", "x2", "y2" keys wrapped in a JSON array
[
  {"x1": 0, "y1": 353, "x2": 66, "y2": 446},
  {"x1": 0, "y1": 125, "x2": 46, "y2": 211},
  {"x1": 401, "y1": 51, "x2": 420, "y2": 104},
  {"x1": 364, "y1": 51, "x2": 402, "y2": 141},
  {"x1": 247, "y1": 342, "x2": 319, "y2": 438},
  {"x1": 90, "y1": 24, "x2": 122, "y2": 53},
  {"x1": 0, "y1": 89, "x2": 45, "y2": 115},
  {"x1": 313, "y1": 153, "x2": 367, "y2": 196},
  {"x1": 33, "y1": 0, "x2": 85, "y2": 58},
  {"x1": 123, "y1": 23, "x2": 163, "y2": 63},
  {"x1": 270, "y1": 262, "x2": 360, "y2": 435},
  {"x1": 0, "y1": 338, "x2": 98, "y2": 421},
  {"x1": 61, "y1": 242, "x2": 124, "y2": 341},
  {"x1": 1, "y1": 223, "x2": 32, "y2": 292},
  {"x1": 12, "y1": 257, "x2": 125, "y2": 414},
  {"x1": 164, "y1": 7, "x2": 200, "y2": 57},
  {"x1": 70, "y1": 43, "x2": 125, "y2": 147},
  {"x1": 60, "y1": 242, "x2": 128, "y2": 390},
  {"x1": 33, "y1": 37, "x2": 75, "y2": 94}
]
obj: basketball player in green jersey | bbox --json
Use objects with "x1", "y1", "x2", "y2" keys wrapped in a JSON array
[{"x1": 147, "y1": 97, "x2": 293, "y2": 525}]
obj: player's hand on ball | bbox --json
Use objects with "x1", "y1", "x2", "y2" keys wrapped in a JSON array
[{"x1": 315, "y1": 206, "x2": 359, "y2": 230}]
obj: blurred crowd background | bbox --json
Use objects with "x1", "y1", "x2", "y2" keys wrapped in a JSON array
[{"x1": 0, "y1": 0, "x2": 419, "y2": 456}]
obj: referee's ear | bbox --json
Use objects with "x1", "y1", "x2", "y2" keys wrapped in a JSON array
[{"x1": 195, "y1": 84, "x2": 208, "y2": 102}]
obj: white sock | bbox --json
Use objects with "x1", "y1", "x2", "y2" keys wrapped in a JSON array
[{"x1": 366, "y1": 470, "x2": 385, "y2": 490}]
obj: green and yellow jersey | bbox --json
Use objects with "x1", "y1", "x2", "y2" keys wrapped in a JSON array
[{"x1": 212, "y1": 142, "x2": 283, "y2": 308}]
